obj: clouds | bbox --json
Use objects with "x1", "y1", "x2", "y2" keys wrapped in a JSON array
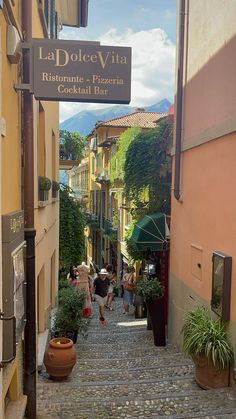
[{"x1": 60, "y1": 27, "x2": 175, "y2": 122}]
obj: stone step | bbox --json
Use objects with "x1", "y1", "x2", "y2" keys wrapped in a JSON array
[
  {"x1": 37, "y1": 388, "x2": 236, "y2": 418},
  {"x1": 37, "y1": 377, "x2": 200, "y2": 400},
  {"x1": 37, "y1": 299, "x2": 236, "y2": 418},
  {"x1": 74, "y1": 352, "x2": 189, "y2": 371},
  {"x1": 39, "y1": 361, "x2": 193, "y2": 384},
  {"x1": 72, "y1": 363, "x2": 194, "y2": 383}
]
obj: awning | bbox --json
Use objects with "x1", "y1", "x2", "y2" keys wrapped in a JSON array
[{"x1": 130, "y1": 213, "x2": 170, "y2": 251}]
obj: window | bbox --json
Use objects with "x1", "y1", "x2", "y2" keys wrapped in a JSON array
[{"x1": 44, "y1": 0, "x2": 58, "y2": 39}]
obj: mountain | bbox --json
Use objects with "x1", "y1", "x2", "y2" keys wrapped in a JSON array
[{"x1": 60, "y1": 99, "x2": 171, "y2": 136}]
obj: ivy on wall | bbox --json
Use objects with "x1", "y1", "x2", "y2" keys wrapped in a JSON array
[
  {"x1": 124, "y1": 119, "x2": 173, "y2": 215},
  {"x1": 109, "y1": 126, "x2": 141, "y2": 184},
  {"x1": 59, "y1": 184, "x2": 85, "y2": 270}
]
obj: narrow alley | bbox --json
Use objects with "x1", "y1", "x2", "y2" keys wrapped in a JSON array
[{"x1": 37, "y1": 299, "x2": 236, "y2": 418}]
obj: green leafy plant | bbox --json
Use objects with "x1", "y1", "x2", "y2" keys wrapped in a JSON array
[
  {"x1": 53, "y1": 287, "x2": 88, "y2": 337},
  {"x1": 38, "y1": 176, "x2": 52, "y2": 191},
  {"x1": 135, "y1": 278, "x2": 164, "y2": 300},
  {"x1": 181, "y1": 306, "x2": 234, "y2": 369},
  {"x1": 125, "y1": 220, "x2": 143, "y2": 261},
  {"x1": 60, "y1": 129, "x2": 85, "y2": 161},
  {"x1": 124, "y1": 119, "x2": 173, "y2": 214},
  {"x1": 59, "y1": 184, "x2": 85, "y2": 270},
  {"x1": 52, "y1": 180, "x2": 60, "y2": 191},
  {"x1": 109, "y1": 126, "x2": 141, "y2": 184}
]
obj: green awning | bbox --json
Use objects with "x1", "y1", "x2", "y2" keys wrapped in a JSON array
[{"x1": 130, "y1": 213, "x2": 170, "y2": 251}]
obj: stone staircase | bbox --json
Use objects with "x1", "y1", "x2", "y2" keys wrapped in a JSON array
[{"x1": 37, "y1": 299, "x2": 236, "y2": 418}]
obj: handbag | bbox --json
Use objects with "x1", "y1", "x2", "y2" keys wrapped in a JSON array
[{"x1": 124, "y1": 282, "x2": 135, "y2": 291}]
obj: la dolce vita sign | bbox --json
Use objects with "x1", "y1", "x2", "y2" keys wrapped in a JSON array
[{"x1": 32, "y1": 39, "x2": 131, "y2": 103}]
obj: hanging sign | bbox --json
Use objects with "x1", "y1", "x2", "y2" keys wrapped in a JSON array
[{"x1": 31, "y1": 39, "x2": 131, "y2": 104}]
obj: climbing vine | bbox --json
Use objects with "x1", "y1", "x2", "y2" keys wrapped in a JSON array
[
  {"x1": 124, "y1": 119, "x2": 173, "y2": 214},
  {"x1": 59, "y1": 184, "x2": 85, "y2": 270},
  {"x1": 110, "y1": 126, "x2": 141, "y2": 184}
]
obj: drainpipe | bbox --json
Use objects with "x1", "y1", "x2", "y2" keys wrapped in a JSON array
[
  {"x1": 22, "y1": 1, "x2": 37, "y2": 417},
  {"x1": 174, "y1": 0, "x2": 185, "y2": 200}
]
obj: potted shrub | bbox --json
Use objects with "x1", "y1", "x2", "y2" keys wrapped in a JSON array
[
  {"x1": 136, "y1": 277, "x2": 165, "y2": 346},
  {"x1": 53, "y1": 286, "x2": 87, "y2": 343},
  {"x1": 52, "y1": 180, "x2": 60, "y2": 198},
  {"x1": 38, "y1": 175, "x2": 52, "y2": 201},
  {"x1": 181, "y1": 306, "x2": 234, "y2": 389}
]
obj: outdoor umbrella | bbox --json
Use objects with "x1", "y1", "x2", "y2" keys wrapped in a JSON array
[{"x1": 130, "y1": 213, "x2": 170, "y2": 251}]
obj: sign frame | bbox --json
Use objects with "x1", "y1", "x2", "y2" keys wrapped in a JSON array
[{"x1": 31, "y1": 38, "x2": 132, "y2": 104}]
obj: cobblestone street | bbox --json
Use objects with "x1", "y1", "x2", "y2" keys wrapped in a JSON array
[{"x1": 37, "y1": 299, "x2": 236, "y2": 418}]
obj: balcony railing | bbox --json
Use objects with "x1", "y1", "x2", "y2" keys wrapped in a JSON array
[
  {"x1": 102, "y1": 217, "x2": 118, "y2": 241},
  {"x1": 95, "y1": 169, "x2": 109, "y2": 184},
  {"x1": 85, "y1": 212, "x2": 100, "y2": 229}
]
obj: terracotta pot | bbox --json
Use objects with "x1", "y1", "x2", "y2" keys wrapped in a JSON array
[
  {"x1": 146, "y1": 297, "x2": 166, "y2": 346},
  {"x1": 193, "y1": 355, "x2": 229, "y2": 389},
  {"x1": 44, "y1": 337, "x2": 76, "y2": 381}
]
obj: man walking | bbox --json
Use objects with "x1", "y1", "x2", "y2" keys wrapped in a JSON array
[{"x1": 92, "y1": 268, "x2": 110, "y2": 324}]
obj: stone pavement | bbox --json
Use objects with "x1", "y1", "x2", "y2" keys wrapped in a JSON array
[{"x1": 37, "y1": 298, "x2": 236, "y2": 418}]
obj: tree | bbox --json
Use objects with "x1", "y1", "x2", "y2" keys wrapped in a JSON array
[
  {"x1": 59, "y1": 184, "x2": 85, "y2": 269},
  {"x1": 59, "y1": 129, "x2": 84, "y2": 161},
  {"x1": 124, "y1": 119, "x2": 173, "y2": 215}
]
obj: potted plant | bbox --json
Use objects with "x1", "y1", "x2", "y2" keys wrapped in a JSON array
[
  {"x1": 53, "y1": 286, "x2": 87, "y2": 343},
  {"x1": 38, "y1": 175, "x2": 52, "y2": 201},
  {"x1": 136, "y1": 277, "x2": 165, "y2": 346},
  {"x1": 181, "y1": 306, "x2": 234, "y2": 389},
  {"x1": 52, "y1": 180, "x2": 60, "y2": 198}
]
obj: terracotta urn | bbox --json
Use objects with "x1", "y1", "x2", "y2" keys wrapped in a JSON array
[{"x1": 44, "y1": 337, "x2": 76, "y2": 381}]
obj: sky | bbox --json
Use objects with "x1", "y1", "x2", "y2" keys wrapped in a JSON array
[{"x1": 59, "y1": 0, "x2": 176, "y2": 122}]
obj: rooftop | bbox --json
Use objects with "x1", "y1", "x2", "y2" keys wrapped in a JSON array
[{"x1": 93, "y1": 111, "x2": 168, "y2": 130}]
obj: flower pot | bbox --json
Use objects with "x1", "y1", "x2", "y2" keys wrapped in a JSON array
[
  {"x1": 39, "y1": 190, "x2": 49, "y2": 201},
  {"x1": 52, "y1": 189, "x2": 58, "y2": 198},
  {"x1": 134, "y1": 295, "x2": 147, "y2": 319},
  {"x1": 44, "y1": 337, "x2": 76, "y2": 380},
  {"x1": 193, "y1": 355, "x2": 230, "y2": 389},
  {"x1": 146, "y1": 297, "x2": 166, "y2": 346}
]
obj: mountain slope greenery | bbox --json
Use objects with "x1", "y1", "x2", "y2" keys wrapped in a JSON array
[{"x1": 60, "y1": 99, "x2": 171, "y2": 135}]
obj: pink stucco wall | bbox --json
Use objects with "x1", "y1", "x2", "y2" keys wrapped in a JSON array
[{"x1": 170, "y1": 131, "x2": 236, "y2": 322}]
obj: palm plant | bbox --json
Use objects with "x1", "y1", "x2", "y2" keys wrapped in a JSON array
[{"x1": 182, "y1": 306, "x2": 233, "y2": 370}]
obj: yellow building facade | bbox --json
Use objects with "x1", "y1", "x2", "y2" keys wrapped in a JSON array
[
  {"x1": 0, "y1": 1, "x2": 85, "y2": 417},
  {"x1": 86, "y1": 111, "x2": 167, "y2": 272}
]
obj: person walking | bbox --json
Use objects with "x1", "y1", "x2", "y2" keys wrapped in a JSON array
[
  {"x1": 105, "y1": 264, "x2": 114, "y2": 310},
  {"x1": 67, "y1": 265, "x2": 78, "y2": 287},
  {"x1": 120, "y1": 262, "x2": 128, "y2": 313},
  {"x1": 123, "y1": 266, "x2": 136, "y2": 315},
  {"x1": 92, "y1": 268, "x2": 110, "y2": 325}
]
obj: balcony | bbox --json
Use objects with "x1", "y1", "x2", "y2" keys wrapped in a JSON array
[
  {"x1": 85, "y1": 213, "x2": 100, "y2": 229},
  {"x1": 102, "y1": 217, "x2": 118, "y2": 241},
  {"x1": 97, "y1": 135, "x2": 119, "y2": 148},
  {"x1": 95, "y1": 169, "x2": 109, "y2": 184}
]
